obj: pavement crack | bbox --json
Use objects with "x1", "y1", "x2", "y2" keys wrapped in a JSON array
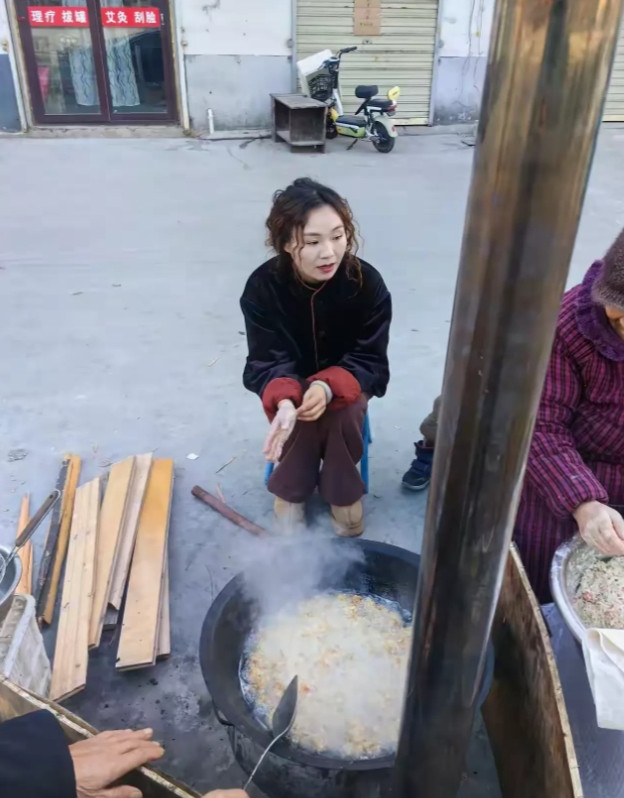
[{"x1": 226, "y1": 145, "x2": 250, "y2": 170}]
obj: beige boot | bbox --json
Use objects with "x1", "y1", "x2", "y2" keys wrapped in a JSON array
[
  {"x1": 274, "y1": 497, "x2": 306, "y2": 533},
  {"x1": 331, "y1": 500, "x2": 364, "y2": 537}
]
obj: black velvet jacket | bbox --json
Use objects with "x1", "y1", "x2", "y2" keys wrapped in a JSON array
[
  {"x1": 0, "y1": 710, "x2": 76, "y2": 797},
  {"x1": 240, "y1": 257, "x2": 392, "y2": 418}
]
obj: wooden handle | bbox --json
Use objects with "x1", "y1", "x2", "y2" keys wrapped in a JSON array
[
  {"x1": 15, "y1": 490, "x2": 60, "y2": 549},
  {"x1": 191, "y1": 486, "x2": 267, "y2": 537}
]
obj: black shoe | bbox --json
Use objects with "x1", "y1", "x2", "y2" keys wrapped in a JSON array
[{"x1": 402, "y1": 441, "x2": 434, "y2": 491}]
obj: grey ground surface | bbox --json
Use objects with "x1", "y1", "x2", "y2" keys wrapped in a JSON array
[{"x1": 2, "y1": 127, "x2": 624, "y2": 795}]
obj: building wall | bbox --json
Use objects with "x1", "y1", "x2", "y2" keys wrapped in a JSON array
[
  {"x1": 178, "y1": 0, "x2": 293, "y2": 132},
  {"x1": 0, "y1": 0, "x2": 21, "y2": 132},
  {"x1": 0, "y1": 0, "x2": 498, "y2": 133},
  {"x1": 433, "y1": 0, "x2": 494, "y2": 125}
]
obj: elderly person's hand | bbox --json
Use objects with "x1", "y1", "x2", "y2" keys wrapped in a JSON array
[
  {"x1": 70, "y1": 728, "x2": 164, "y2": 798},
  {"x1": 203, "y1": 791, "x2": 249, "y2": 797},
  {"x1": 264, "y1": 400, "x2": 298, "y2": 463},
  {"x1": 573, "y1": 501, "x2": 624, "y2": 556}
]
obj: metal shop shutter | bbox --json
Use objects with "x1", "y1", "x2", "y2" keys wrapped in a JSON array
[
  {"x1": 296, "y1": 0, "x2": 438, "y2": 124},
  {"x1": 605, "y1": 29, "x2": 624, "y2": 121}
]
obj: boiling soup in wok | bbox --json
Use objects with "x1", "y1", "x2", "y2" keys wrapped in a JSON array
[{"x1": 240, "y1": 591, "x2": 412, "y2": 759}]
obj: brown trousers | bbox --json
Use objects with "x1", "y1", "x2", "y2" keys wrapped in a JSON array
[
  {"x1": 268, "y1": 395, "x2": 368, "y2": 506},
  {"x1": 420, "y1": 395, "x2": 441, "y2": 446}
]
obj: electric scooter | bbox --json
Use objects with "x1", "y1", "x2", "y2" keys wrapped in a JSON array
[{"x1": 298, "y1": 47, "x2": 401, "y2": 153}]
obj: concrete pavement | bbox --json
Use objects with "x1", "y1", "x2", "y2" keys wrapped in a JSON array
[{"x1": 2, "y1": 127, "x2": 624, "y2": 794}]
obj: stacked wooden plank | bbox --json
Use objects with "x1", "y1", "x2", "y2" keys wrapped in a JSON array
[
  {"x1": 50, "y1": 477, "x2": 100, "y2": 700},
  {"x1": 89, "y1": 457, "x2": 136, "y2": 649},
  {"x1": 109, "y1": 454, "x2": 154, "y2": 615},
  {"x1": 44, "y1": 454, "x2": 173, "y2": 702},
  {"x1": 117, "y1": 459, "x2": 174, "y2": 670}
]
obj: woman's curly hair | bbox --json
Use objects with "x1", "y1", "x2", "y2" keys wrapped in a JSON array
[{"x1": 265, "y1": 177, "x2": 361, "y2": 283}]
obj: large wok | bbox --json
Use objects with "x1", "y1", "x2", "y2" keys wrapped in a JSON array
[{"x1": 199, "y1": 539, "x2": 494, "y2": 798}]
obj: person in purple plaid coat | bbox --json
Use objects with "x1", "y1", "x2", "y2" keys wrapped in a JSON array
[{"x1": 514, "y1": 229, "x2": 624, "y2": 603}]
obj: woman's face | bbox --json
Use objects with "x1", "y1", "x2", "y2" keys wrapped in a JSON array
[
  {"x1": 285, "y1": 205, "x2": 347, "y2": 284},
  {"x1": 605, "y1": 305, "x2": 624, "y2": 340}
]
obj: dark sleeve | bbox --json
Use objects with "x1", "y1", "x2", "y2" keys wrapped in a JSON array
[
  {"x1": 310, "y1": 274, "x2": 392, "y2": 405},
  {"x1": 240, "y1": 291, "x2": 304, "y2": 420},
  {"x1": 0, "y1": 710, "x2": 76, "y2": 798}
]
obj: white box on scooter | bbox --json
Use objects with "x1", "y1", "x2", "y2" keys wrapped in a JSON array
[{"x1": 297, "y1": 50, "x2": 333, "y2": 96}]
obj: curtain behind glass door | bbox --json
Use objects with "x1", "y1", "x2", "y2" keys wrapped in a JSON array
[{"x1": 100, "y1": 0, "x2": 167, "y2": 115}]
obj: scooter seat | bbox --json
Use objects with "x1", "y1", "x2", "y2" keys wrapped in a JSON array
[
  {"x1": 336, "y1": 114, "x2": 367, "y2": 127},
  {"x1": 355, "y1": 85, "x2": 379, "y2": 99},
  {"x1": 368, "y1": 97, "x2": 395, "y2": 110}
]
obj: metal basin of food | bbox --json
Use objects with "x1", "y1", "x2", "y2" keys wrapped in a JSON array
[
  {"x1": 551, "y1": 505, "x2": 624, "y2": 643},
  {"x1": 199, "y1": 538, "x2": 495, "y2": 798},
  {"x1": 550, "y1": 534, "x2": 593, "y2": 644},
  {"x1": 0, "y1": 543, "x2": 22, "y2": 627}
]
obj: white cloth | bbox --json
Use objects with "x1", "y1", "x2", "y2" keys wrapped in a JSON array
[{"x1": 582, "y1": 629, "x2": 624, "y2": 730}]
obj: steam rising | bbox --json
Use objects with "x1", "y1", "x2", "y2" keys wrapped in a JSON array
[{"x1": 239, "y1": 531, "x2": 365, "y2": 617}]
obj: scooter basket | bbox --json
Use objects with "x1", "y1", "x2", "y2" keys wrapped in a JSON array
[{"x1": 308, "y1": 73, "x2": 333, "y2": 102}]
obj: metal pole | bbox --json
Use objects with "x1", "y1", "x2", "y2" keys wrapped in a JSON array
[{"x1": 394, "y1": 0, "x2": 624, "y2": 796}]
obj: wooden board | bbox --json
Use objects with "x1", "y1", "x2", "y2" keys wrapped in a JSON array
[
  {"x1": 156, "y1": 555, "x2": 170, "y2": 660},
  {"x1": 89, "y1": 457, "x2": 135, "y2": 649},
  {"x1": 0, "y1": 675, "x2": 200, "y2": 798},
  {"x1": 39, "y1": 454, "x2": 81, "y2": 625},
  {"x1": 109, "y1": 453, "x2": 153, "y2": 611},
  {"x1": 14, "y1": 495, "x2": 32, "y2": 595},
  {"x1": 50, "y1": 478, "x2": 100, "y2": 701},
  {"x1": 116, "y1": 459, "x2": 173, "y2": 671},
  {"x1": 482, "y1": 544, "x2": 583, "y2": 798}
]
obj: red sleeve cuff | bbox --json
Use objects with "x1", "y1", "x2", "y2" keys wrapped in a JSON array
[
  {"x1": 308, "y1": 366, "x2": 361, "y2": 409},
  {"x1": 262, "y1": 377, "x2": 303, "y2": 421}
]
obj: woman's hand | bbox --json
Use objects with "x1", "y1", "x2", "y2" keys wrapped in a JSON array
[
  {"x1": 264, "y1": 400, "x2": 297, "y2": 463},
  {"x1": 297, "y1": 384, "x2": 328, "y2": 422},
  {"x1": 573, "y1": 501, "x2": 624, "y2": 556}
]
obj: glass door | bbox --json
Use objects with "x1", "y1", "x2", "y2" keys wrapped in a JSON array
[
  {"x1": 99, "y1": 0, "x2": 176, "y2": 120},
  {"x1": 17, "y1": 0, "x2": 106, "y2": 121},
  {"x1": 16, "y1": 0, "x2": 177, "y2": 124}
]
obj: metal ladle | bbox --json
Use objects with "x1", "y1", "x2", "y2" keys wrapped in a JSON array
[
  {"x1": 244, "y1": 674, "x2": 299, "y2": 792},
  {"x1": 0, "y1": 490, "x2": 61, "y2": 584}
]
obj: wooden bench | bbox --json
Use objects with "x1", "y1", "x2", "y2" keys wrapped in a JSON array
[{"x1": 271, "y1": 93, "x2": 327, "y2": 152}]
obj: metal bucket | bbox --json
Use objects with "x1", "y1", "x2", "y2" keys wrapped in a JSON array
[
  {"x1": 550, "y1": 535, "x2": 587, "y2": 644},
  {"x1": 0, "y1": 544, "x2": 22, "y2": 628},
  {"x1": 550, "y1": 506, "x2": 624, "y2": 644}
]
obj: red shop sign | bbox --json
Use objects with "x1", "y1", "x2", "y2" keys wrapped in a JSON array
[
  {"x1": 28, "y1": 6, "x2": 90, "y2": 26},
  {"x1": 100, "y1": 7, "x2": 160, "y2": 27}
]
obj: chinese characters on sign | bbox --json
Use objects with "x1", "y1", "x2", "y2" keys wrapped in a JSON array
[
  {"x1": 28, "y1": 5, "x2": 161, "y2": 28},
  {"x1": 28, "y1": 6, "x2": 89, "y2": 26},
  {"x1": 101, "y1": 7, "x2": 160, "y2": 27}
]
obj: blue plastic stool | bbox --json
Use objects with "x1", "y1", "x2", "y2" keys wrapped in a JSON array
[{"x1": 264, "y1": 410, "x2": 372, "y2": 493}]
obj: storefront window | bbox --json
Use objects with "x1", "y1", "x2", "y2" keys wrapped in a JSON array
[
  {"x1": 28, "y1": 2, "x2": 100, "y2": 115},
  {"x1": 17, "y1": 0, "x2": 176, "y2": 123}
]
